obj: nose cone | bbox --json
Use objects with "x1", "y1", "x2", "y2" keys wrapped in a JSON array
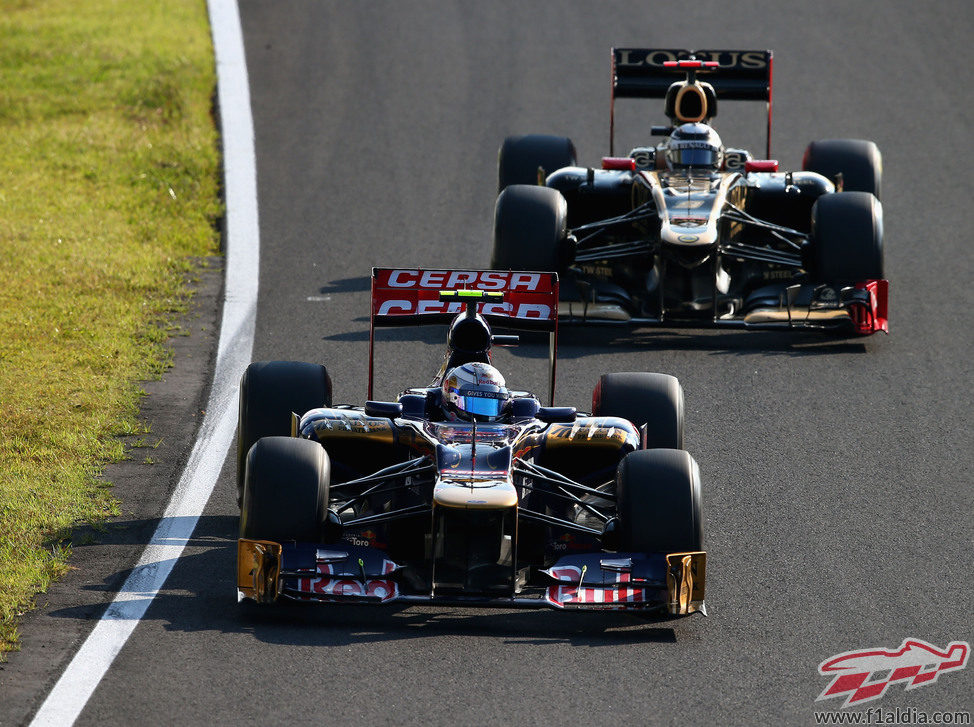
[
  {"x1": 433, "y1": 480, "x2": 518, "y2": 509},
  {"x1": 661, "y1": 222, "x2": 718, "y2": 268}
]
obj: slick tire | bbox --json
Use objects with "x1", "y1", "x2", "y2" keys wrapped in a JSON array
[
  {"x1": 491, "y1": 184, "x2": 568, "y2": 272},
  {"x1": 809, "y1": 192, "x2": 884, "y2": 284},
  {"x1": 803, "y1": 139, "x2": 882, "y2": 199},
  {"x1": 237, "y1": 361, "x2": 332, "y2": 505},
  {"x1": 592, "y1": 372, "x2": 684, "y2": 450},
  {"x1": 240, "y1": 436, "x2": 330, "y2": 543},
  {"x1": 616, "y1": 448, "x2": 702, "y2": 553},
  {"x1": 497, "y1": 134, "x2": 576, "y2": 193}
]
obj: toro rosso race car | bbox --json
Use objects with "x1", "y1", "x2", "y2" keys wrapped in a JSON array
[
  {"x1": 492, "y1": 48, "x2": 888, "y2": 335},
  {"x1": 236, "y1": 268, "x2": 706, "y2": 615}
]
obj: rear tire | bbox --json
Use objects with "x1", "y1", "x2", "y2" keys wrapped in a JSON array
[
  {"x1": 498, "y1": 134, "x2": 576, "y2": 192},
  {"x1": 491, "y1": 184, "x2": 568, "y2": 272},
  {"x1": 616, "y1": 449, "x2": 702, "y2": 553},
  {"x1": 240, "y1": 436, "x2": 330, "y2": 543},
  {"x1": 803, "y1": 139, "x2": 882, "y2": 199},
  {"x1": 592, "y1": 372, "x2": 684, "y2": 450},
  {"x1": 809, "y1": 191, "x2": 884, "y2": 284},
  {"x1": 237, "y1": 361, "x2": 332, "y2": 505}
]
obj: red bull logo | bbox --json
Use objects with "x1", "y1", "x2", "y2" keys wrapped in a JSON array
[{"x1": 817, "y1": 638, "x2": 969, "y2": 708}]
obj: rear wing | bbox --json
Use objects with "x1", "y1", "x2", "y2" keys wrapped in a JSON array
[
  {"x1": 369, "y1": 268, "x2": 560, "y2": 403},
  {"x1": 610, "y1": 48, "x2": 774, "y2": 157}
]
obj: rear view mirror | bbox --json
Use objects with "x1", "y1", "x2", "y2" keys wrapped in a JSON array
[
  {"x1": 536, "y1": 406, "x2": 576, "y2": 423},
  {"x1": 364, "y1": 400, "x2": 403, "y2": 419}
]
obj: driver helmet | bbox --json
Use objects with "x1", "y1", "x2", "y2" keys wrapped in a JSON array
[
  {"x1": 665, "y1": 122, "x2": 724, "y2": 171},
  {"x1": 441, "y1": 362, "x2": 511, "y2": 422}
]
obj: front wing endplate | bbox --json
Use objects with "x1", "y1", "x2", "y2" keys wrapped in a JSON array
[
  {"x1": 666, "y1": 551, "x2": 706, "y2": 615},
  {"x1": 237, "y1": 538, "x2": 282, "y2": 604}
]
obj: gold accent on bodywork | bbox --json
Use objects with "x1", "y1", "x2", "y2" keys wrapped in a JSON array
[
  {"x1": 636, "y1": 170, "x2": 744, "y2": 250},
  {"x1": 659, "y1": 173, "x2": 738, "y2": 248},
  {"x1": 666, "y1": 551, "x2": 706, "y2": 615},
  {"x1": 237, "y1": 539, "x2": 282, "y2": 604},
  {"x1": 544, "y1": 417, "x2": 640, "y2": 451},
  {"x1": 674, "y1": 83, "x2": 709, "y2": 123},
  {"x1": 306, "y1": 411, "x2": 395, "y2": 445},
  {"x1": 743, "y1": 308, "x2": 851, "y2": 324}
]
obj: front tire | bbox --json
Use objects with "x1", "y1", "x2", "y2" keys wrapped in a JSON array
[
  {"x1": 491, "y1": 184, "x2": 568, "y2": 272},
  {"x1": 498, "y1": 134, "x2": 576, "y2": 192},
  {"x1": 616, "y1": 449, "x2": 702, "y2": 553},
  {"x1": 592, "y1": 372, "x2": 684, "y2": 450},
  {"x1": 808, "y1": 191, "x2": 884, "y2": 284},
  {"x1": 237, "y1": 361, "x2": 332, "y2": 505},
  {"x1": 240, "y1": 436, "x2": 330, "y2": 543},
  {"x1": 803, "y1": 139, "x2": 882, "y2": 199}
]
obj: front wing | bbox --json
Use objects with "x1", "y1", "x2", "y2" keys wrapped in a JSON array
[
  {"x1": 238, "y1": 539, "x2": 706, "y2": 616},
  {"x1": 559, "y1": 279, "x2": 889, "y2": 336}
]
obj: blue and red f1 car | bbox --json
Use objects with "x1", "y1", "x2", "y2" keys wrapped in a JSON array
[{"x1": 236, "y1": 268, "x2": 706, "y2": 615}]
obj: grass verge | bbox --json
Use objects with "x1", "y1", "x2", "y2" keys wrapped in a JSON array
[{"x1": 0, "y1": 0, "x2": 221, "y2": 657}]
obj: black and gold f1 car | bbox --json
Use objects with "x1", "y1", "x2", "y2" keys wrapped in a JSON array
[
  {"x1": 491, "y1": 48, "x2": 888, "y2": 335},
  {"x1": 236, "y1": 268, "x2": 705, "y2": 615}
]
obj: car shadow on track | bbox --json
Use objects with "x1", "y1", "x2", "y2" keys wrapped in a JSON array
[
  {"x1": 321, "y1": 323, "x2": 872, "y2": 355},
  {"x1": 316, "y1": 276, "x2": 371, "y2": 295},
  {"x1": 234, "y1": 602, "x2": 679, "y2": 647},
  {"x1": 322, "y1": 324, "x2": 446, "y2": 345},
  {"x1": 47, "y1": 515, "x2": 681, "y2": 647},
  {"x1": 544, "y1": 326, "x2": 870, "y2": 358}
]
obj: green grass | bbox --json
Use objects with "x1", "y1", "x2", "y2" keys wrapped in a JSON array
[{"x1": 0, "y1": 0, "x2": 221, "y2": 657}]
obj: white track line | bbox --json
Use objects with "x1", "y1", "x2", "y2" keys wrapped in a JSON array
[{"x1": 30, "y1": 1, "x2": 258, "y2": 724}]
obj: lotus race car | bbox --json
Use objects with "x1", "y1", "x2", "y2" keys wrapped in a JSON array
[
  {"x1": 236, "y1": 268, "x2": 706, "y2": 615},
  {"x1": 491, "y1": 48, "x2": 888, "y2": 335}
]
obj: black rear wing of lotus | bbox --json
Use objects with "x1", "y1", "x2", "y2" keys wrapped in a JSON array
[
  {"x1": 369, "y1": 268, "x2": 560, "y2": 404},
  {"x1": 610, "y1": 48, "x2": 774, "y2": 157}
]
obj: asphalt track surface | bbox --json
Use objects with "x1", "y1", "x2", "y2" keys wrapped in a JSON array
[{"x1": 3, "y1": 2, "x2": 973, "y2": 725}]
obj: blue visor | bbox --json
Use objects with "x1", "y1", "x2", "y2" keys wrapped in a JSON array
[
  {"x1": 674, "y1": 148, "x2": 718, "y2": 167},
  {"x1": 459, "y1": 396, "x2": 503, "y2": 417}
]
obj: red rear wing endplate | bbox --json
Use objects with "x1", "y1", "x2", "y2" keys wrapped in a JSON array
[
  {"x1": 610, "y1": 48, "x2": 773, "y2": 158},
  {"x1": 369, "y1": 268, "x2": 560, "y2": 404}
]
